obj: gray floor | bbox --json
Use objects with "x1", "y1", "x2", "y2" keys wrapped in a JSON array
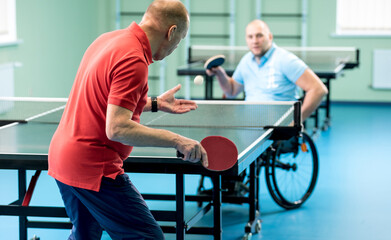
[{"x1": 1, "y1": 103, "x2": 391, "y2": 239}]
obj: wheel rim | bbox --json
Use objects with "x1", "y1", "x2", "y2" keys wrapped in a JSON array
[{"x1": 266, "y1": 133, "x2": 319, "y2": 209}]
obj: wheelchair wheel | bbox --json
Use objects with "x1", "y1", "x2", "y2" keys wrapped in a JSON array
[{"x1": 265, "y1": 132, "x2": 318, "y2": 209}]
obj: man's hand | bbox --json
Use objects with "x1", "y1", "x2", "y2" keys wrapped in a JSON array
[
  {"x1": 205, "y1": 66, "x2": 243, "y2": 99},
  {"x1": 158, "y1": 84, "x2": 198, "y2": 114},
  {"x1": 175, "y1": 136, "x2": 208, "y2": 168},
  {"x1": 205, "y1": 66, "x2": 222, "y2": 77}
]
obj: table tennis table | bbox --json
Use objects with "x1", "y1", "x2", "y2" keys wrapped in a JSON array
[
  {"x1": 177, "y1": 45, "x2": 360, "y2": 130},
  {"x1": 0, "y1": 97, "x2": 300, "y2": 240}
]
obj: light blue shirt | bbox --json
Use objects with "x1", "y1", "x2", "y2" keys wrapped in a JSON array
[{"x1": 232, "y1": 44, "x2": 308, "y2": 101}]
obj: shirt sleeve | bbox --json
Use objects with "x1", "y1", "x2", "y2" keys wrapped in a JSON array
[
  {"x1": 108, "y1": 56, "x2": 148, "y2": 112},
  {"x1": 280, "y1": 52, "x2": 308, "y2": 83}
]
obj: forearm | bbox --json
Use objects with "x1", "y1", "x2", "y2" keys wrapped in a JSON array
[
  {"x1": 301, "y1": 88, "x2": 327, "y2": 120},
  {"x1": 214, "y1": 71, "x2": 240, "y2": 98},
  {"x1": 107, "y1": 118, "x2": 179, "y2": 148},
  {"x1": 106, "y1": 103, "x2": 206, "y2": 163},
  {"x1": 296, "y1": 69, "x2": 328, "y2": 121}
]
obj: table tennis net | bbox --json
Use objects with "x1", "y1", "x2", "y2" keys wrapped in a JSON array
[
  {"x1": 189, "y1": 45, "x2": 358, "y2": 66},
  {"x1": 141, "y1": 101, "x2": 297, "y2": 129},
  {"x1": 0, "y1": 97, "x2": 66, "y2": 124},
  {"x1": 0, "y1": 98, "x2": 297, "y2": 129}
]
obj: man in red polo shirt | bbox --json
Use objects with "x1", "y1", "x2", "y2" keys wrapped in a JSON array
[{"x1": 48, "y1": 1, "x2": 207, "y2": 239}]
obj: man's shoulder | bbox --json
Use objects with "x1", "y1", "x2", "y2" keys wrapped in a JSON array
[
  {"x1": 96, "y1": 29, "x2": 144, "y2": 56},
  {"x1": 272, "y1": 46, "x2": 304, "y2": 66},
  {"x1": 273, "y1": 45, "x2": 296, "y2": 57}
]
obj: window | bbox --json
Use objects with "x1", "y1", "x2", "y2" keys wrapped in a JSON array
[
  {"x1": 0, "y1": 0, "x2": 17, "y2": 45},
  {"x1": 336, "y1": 0, "x2": 391, "y2": 36}
]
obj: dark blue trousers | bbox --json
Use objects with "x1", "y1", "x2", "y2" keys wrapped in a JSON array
[{"x1": 56, "y1": 174, "x2": 164, "y2": 240}]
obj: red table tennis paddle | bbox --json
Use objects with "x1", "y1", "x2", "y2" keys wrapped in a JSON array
[
  {"x1": 177, "y1": 136, "x2": 238, "y2": 171},
  {"x1": 204, "y1": 55, "x2": 226, "y2": 70}
]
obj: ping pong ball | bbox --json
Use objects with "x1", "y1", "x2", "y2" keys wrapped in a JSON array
[{"x1": 194, "y1": 75, "x2": 204, "y2": 85}]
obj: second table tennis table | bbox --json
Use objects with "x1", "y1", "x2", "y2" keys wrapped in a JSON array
[
  {"x1": 177, "y1": 45, "x2": 360, "y2": 130},
  {"x1": 0, "y1": 98, "x2": 301, "y2": 240}
]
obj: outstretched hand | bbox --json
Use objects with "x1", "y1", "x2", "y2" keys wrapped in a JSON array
[{"x1": 158, "y1": 84, "x2": 198, "y2": 114}]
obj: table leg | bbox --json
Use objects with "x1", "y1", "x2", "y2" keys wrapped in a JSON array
[
  {"x1": 18, "y1": 169, "x2": 27, "y2": 240},
  {"x1": 205, "y1": 75, "x2": 214, "y2": 100},
  {"x1": 323, "y1": 78, "x2": 331, "y2": 130},
  {"x1": 212, "y1": 175, "x2": 222, "y2": 240},
  {"x1": 249, "y1": 163, "x2": 256, "y2": 221},
  {"x1": 175, "y1": 173, "x2": 185, "y2": 240},
  {"x1": 244, "y1": 162, "x2": 261, "y2": 238}
]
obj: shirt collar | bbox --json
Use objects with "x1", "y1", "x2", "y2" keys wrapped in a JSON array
[
  {"x1": 263, "y1": 43, "x2": 276, "y2": 60},
  {"x1": 128, "y1": 22, "x2": 153, "y2": 65},
  {"x1": 251, "y1": 43, "x2": 276, "y2": 66}
]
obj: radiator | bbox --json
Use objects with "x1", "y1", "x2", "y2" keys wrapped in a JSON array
[{"x1": 373, "y1": 49, "x2": 391, "y2": 89}]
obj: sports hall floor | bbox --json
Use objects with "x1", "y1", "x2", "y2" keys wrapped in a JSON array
[{"x1": 1, "y1": 102, "x2": 390, "y2": 240}]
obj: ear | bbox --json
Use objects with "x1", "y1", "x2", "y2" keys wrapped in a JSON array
[
  {"x1": 268, "y1": 32, "x2": 273, "y2": 41},
  {"x1": 168, "y1": 25, "x2": 177, "y2": 41}
]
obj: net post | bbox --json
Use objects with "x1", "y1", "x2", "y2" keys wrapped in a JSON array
[
  {"x1": 293, "y1": 101, "x2": 302, "y2": 130},
  {"x1": 356, "y1": 48, "x2": 360, "y2": 67},
  {"x1": 293, "y1": 101, "x2": 303, "y2": 134},
  {"x1": 264, "y1": 101, "x2": 302, "y2": 140}
]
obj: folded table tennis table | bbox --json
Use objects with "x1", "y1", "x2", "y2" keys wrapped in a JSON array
[
  {"x1": 0, "y1": 97, "x2": 300, "y2": 240},
  {"x1": 177, "y1": 45, "x2": 360, "y2": 130}
]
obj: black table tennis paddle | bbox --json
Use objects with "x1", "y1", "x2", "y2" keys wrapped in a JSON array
[
  {"x1": 177, "y1": 135, "x2": 238, "y2": 171},
  {"x1": 204, "y1": 55, "x2": 226, "y2": 69}
]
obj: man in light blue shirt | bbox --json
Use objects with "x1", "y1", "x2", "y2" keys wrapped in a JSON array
[{"x1": 207, "y1": 20, "x2": 328, "y2": 121}]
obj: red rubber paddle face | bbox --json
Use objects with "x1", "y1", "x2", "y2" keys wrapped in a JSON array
[{"x1": 201, "y1": 136, "x2": 238, "y2": 171}]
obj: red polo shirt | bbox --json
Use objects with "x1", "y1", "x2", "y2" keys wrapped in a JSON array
[{"x1": 48, "y1": 22, "x2": 153, "y2": 191}]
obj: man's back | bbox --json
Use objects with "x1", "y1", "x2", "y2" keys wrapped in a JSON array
[{"x1": 49, "y1": 23, "x2": 152, "y2": 191}]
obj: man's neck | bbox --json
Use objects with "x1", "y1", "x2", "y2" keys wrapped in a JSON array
[{"x1": 254, "y1": 44, "x2": 273, "y2": 64}]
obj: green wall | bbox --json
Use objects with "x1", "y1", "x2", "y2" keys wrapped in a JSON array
[
  {"x1": 0, "y1": 0, "x2": 390, "y2": 102},
  {"x1": 0, "y1": 0, "x2": 114, "y2": 97}
]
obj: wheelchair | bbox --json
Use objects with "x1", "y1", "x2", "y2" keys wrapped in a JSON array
[{"x1": 196, "y1": 131, "x2": 319, "y2": 210}]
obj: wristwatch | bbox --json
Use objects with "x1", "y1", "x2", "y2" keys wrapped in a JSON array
[{"x1": 151, "y1": 97, "x2": 158, "y2": 112}]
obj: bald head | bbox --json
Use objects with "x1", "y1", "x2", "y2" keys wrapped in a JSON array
[
  {"x1": 246, "y1": 20, "x2": 271, "y2": 35},
  {"x1": 142, "y1": 0, "x2": 189, "y2": 33},
  {"x1": 245, "y1": 19, "x2": 273, "y2": 59},
  {"x1": 140, "y1": 0, "x2": 189, "y2": 60}
]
